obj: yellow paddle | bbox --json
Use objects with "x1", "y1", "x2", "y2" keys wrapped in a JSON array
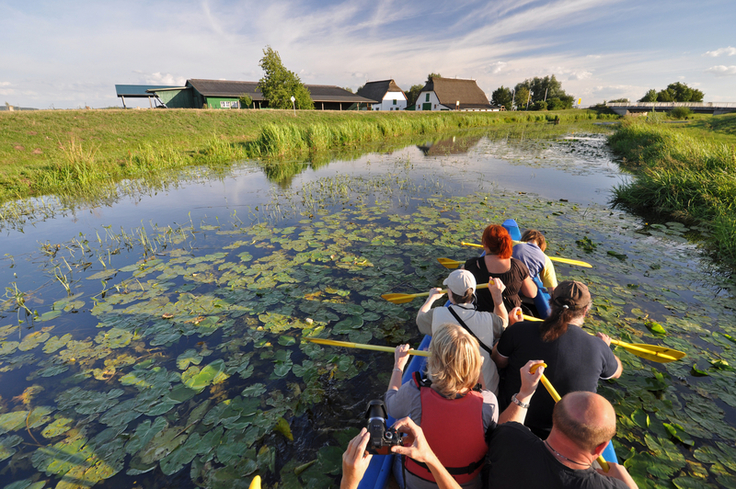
[
  {"x1": 304, "y1": 337, "x2": 431, "y2": 357},
  {"x1": 249, "y1": 475, "x2": 261, "y2": 489},
  {"x1": 459, "y1": 242, "x2": 593, "y2": 268},
  {"x1": 382, "y1": 283, "x2": 490, "y2": 304},
  {"x1": 529, "y1": 363, "x2": 610, "y2": 472},
  {"x1": 520, "y1": 315, "x2": 684, "y2": 363}
]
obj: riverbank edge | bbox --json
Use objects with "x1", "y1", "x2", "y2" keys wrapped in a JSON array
[
  {"x1": 609, "y1": 115, "x2": 736, "y2": 268},
  {"x1": 0, "y1": 109, "x2": 616, "y2": 204}
]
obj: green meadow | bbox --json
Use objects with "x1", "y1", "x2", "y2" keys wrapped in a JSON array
[
  {"x1": 0, "y1": 108, "x2": 615, "y2": 204},
  {"x1": 609, "y1": 113, "x2": 736, "y2": 268}
]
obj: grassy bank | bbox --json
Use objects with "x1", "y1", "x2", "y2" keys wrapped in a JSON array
[
  {"x1": 1, "y1": 108, "x2": 616, "y2": 204},
  {"x1": 609, "y1": 114, "x2": 736, "y2": 266}
]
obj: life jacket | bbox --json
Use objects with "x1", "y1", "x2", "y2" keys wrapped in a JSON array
[{"x1": 404, "y1": 372, "x2": 488, "y2": 484}]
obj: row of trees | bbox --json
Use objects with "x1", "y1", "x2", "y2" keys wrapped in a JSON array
[
  {"x1": 491, "y1": 75, "x2": 574, "y2": 111},
  {"x1": 638, "y1": 82, "x2": 704, "y2": 103}
]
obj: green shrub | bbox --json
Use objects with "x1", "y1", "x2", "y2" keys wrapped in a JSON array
[{"x1": 670, "y1": 106, "x2": 692, "y2": 120}]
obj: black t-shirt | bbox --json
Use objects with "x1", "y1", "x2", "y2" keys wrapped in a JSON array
[
  {"x1": 486, "y1": 423, "x2": 628, "y2": 489},
  {"x1": 496, "y1": 322, "x2": 619, "y2": 437},
  {"x1": 463, "y1": 257, "x2": 530, "y2": 312}
]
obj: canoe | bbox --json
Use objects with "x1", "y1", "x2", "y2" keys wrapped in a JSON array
[{"x1": 358, "y1": 220, "x2": 613, "y2": 488}]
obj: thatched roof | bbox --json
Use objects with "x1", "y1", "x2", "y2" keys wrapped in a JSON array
[
  {"x1": 186, "y1": 79, "x2": 374, "y2": 103},
  {"x1": 422, "y1": 77, "x2": 491, "y2": 109},
  {"x1": 356, "y1": 80, "x2": 405, "y2": 103}
]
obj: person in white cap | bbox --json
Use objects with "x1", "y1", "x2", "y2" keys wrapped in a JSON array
[{"x1": 416, "y1": 269, "x2": 520, "y2": 394}]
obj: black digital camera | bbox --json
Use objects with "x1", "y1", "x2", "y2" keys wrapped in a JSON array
[{"x1": 365, "y1": 400, "x2": 402, "y2": 455}]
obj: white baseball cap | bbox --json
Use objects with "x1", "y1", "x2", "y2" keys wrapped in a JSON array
[{"x1": 443, "y1": 269, "x2": 476, "y2": 295}]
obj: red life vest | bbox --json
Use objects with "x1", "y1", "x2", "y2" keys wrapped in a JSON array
[{"x1": 404, "y1": 372, "x2": 488, "y2": 484}]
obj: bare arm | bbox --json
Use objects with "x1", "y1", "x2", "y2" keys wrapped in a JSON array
[
  {"x1": 388, "y1": 344, "x2": 411, "y2": 392},
  {"x1": 498, "y1": 360, "x2": 543, "y2": 424},
  {"x1": 340, "y1": 428, "x2": 373, "y2": 489},
  {"x1": 392, "y1": 418, "x2": 462, "y2": 489},
  {"x1": 489, "y1": 278, "x2": 508, "y2": 328},
  {"x1": 418, "y1": 288, "x2": 445, "y2": 315},
  {"x1": 492, "y1": 343, "x2": 509, "y2": 369},
  {"x1": 519, "y1": 276, "x2": 538, "y2": 299},
  {"x1": 596, "y1": 333, "x2": 624, "y2": 379}
]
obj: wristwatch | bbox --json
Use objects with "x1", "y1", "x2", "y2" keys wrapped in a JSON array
[{"x1": 511, "y1": 393, "x2": 530, "y2": 409}]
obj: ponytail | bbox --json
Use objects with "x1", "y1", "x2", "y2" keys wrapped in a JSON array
[{"x1": 539, "y1": 305, "x2": 584, "y2": 342}]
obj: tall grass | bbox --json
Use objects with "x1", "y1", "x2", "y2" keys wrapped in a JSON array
[
  {"x1": 0, "y1": 108, "x2": 617, "y2": 204},
  {"x1": 610, "y1": 118, "x2": 736, "y2": 266}
]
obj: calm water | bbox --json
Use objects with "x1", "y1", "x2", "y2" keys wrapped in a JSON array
[{"x1": 1, "y1": 131, "x2": 734, "y2": 488}]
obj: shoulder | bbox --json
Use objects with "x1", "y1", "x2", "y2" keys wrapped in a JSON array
[{"x1": 510, "y1": 258, "x2": 530, "y2": 275}]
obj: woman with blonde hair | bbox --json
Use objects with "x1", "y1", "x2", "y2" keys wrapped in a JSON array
[{"x1": 386, "y1": 324, "x2": 544, "y2": 489}]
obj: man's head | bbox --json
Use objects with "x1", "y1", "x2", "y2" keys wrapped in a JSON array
[
  {"x1": 552, "y1": 392, "x2": 616, "y2": 452},
  {"x1": 443, "y1": 269, "x2": 476, "y2": 304}
]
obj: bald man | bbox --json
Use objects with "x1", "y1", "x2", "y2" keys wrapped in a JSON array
[{"x1": 485, "y1": 391, "x2": 638, "y2": 489}]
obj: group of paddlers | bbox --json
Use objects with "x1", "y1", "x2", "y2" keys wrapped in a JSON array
[{"x1": 340, "y1": 224, "x2": 638, "y2": 489}]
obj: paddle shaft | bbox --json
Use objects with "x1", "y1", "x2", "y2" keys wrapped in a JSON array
[
  {"x1": 459, "y1": 241, "x2": 592, "y2": 268},
  {"x1": 521, "y1": 315, "x2": 682, "y2": 363},
  {"x1": 530, "y1": 364, "x2": 610, "y2": 472},
  {"x1": 304, "y1": 338, "x2": 430, "y2": 357}
]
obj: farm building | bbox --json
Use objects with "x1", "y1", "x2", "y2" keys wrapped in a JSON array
[
  {"x1": 356, "y1": 80, "x2": 407, "y2": 111},
  {"x1": 114, "y1": 84, "x2": 181, "y2": 108},
  {"x1": 120, "y1": 79, "x2": 375, "y2": 110},
  {"x1": 414, "y1": 77, "x2": 495, "y2": 111}
]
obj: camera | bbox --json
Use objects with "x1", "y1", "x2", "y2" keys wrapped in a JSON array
[{"x1": 365, "y1": 400, "x2": 402, "y2": 455}]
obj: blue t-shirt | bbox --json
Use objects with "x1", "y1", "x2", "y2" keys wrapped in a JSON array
[{"x1": 512, "y1": 242, "x2": 546, "y2": 279}]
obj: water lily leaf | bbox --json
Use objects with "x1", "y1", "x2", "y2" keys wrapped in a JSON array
[
  {"x1": 26, "y1": 406, "x2": 53, "y2": 429},
  {"x1": 333, "y1": 315, "x2": 363, "y2": 334},
  {"x1": 273, "y1": 350, "x2": 293, "y2": 378},
  {"x1": 177, "y1": 349, "x2": 204, "y2": 370},
  {"x1": 664, "y1": 422, "x2": 695, "y2": 446},
  {"x1": 273, "y1": 417, "x2": 293, "y2": 441},
  {"x1": 631, "y1": 408, "x2": 650, "y2": 428},
  {"x1": 673, "y1": 476, "x2": 718, "y2": 489},
  {"x1": 41, "y1": 417, "x2": 74, "y2": 438},
  {"x1": 0, "y1": 411, "x2": 29, "y2": 435},
  {"x1": 646, "y1": 321, "x2": 667, "y2": 335},
  {"x1": 242, "y1": 383, "x2": 267, "y2": 398},
  {"x1": 278, "y1": 335, "x2": 296, "y2": 346},
  {"x1": 0, "y1": 341, "x2": 19, "y2": 356},
  {"x1": 3, "y1": 480, "x2": 47, "y2": 489},
  {"x1": 42, "y1": 334, "x2": 72, "y2": 353},
  {"x1": 125, "y1": 417, "x2": 168, "y2": 455},
  {"x1": 37, "y1": 310, "x2": 61, "y2": 322},
  {"x1": 182, "y1": 359, "x2": 229, "y2": 393},
  {"x1": 0, "y1": 434, "x2": 23, "y2": 462},
  {"x1": 56, "y1": 387, "x2": 124, "y2": 415},
  {"x1": 691, "y1": 364, "x2": 709, "y2": 377},
  {"x1": 18, "y1": 331, "x2": 50, "y2": 351}
]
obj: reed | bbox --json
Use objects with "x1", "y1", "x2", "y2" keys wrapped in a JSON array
[{"x1": 611, "y1": 117, "x2": 736, "y2": 266}]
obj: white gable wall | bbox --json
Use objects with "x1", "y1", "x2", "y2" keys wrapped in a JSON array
[
  {"x1": 371, "y1": 91, "x2": 407, "y2": 111},
  {"x1": 415, "y1": 91, "x2": 449, "y2": 111}
]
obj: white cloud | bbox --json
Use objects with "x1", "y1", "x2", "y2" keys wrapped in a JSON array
[
  {"x1": 568, "y1": 70, "x2": 592, "y2": 81},
  {"x1": 704, "y1": 47, "x2": 736, "y2": 57},
  {"x1": 706, "y1": 65, "x2": 736, "y2": 76},
  {"x1": 488, "y1": 62, "x2": 506, "y2": 74}
]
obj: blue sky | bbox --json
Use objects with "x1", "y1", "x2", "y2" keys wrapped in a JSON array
[{"x1": 2, "y1": 0, "x2": 735, "y2": 109}]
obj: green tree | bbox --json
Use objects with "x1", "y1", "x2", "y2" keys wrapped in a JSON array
[
  {"x1": 514, "y1": 87, "x2": 530, "y2": 110},
  {"x1": 238, "y1": 94, "x2": 253, "y2": 109},
  {"x1": 532, "y1": 100, "x2": 547, "y2": 111},
  {"x1": 639, "y1": 89, "x2": 657, "y2": 102},
  {"x1": 257, "y1": 46, "x2": 313, "y2": 110},
  {"x1": 491, "y1": 86, "x2": 513, "y2": 110},
  {"x1": 666, "y1": 82, "x2": 704, "y2": 102},
  {"x1": 427, "y1": 73, "x2": 442, "y2": 82},
  {"x1": 406, "y1": 84, "x2": 424, "y2": 107},
  {"x1": 656, "y1": 88, "x2": 675, "y2": 102}
]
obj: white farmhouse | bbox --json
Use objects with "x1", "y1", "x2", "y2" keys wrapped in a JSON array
[
  {"x1": 356, "y1": 79, "x2": 408, "y2": 111},
  {"x1": 415, "y1": 76, "x2": 495, "y2": 111}
]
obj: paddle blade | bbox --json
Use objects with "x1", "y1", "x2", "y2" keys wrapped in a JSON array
[
  {"x1": 612, "y1": 340, "x2": 685, "y2": 363},
  {"x1": 381, "y1": 293, "x2": 417, "y2": 304},
  {"x1": 437, "y1": 257, "x2": 462, "y2": 269}
]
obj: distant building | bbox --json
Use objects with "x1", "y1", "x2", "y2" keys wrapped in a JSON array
[
  {"x1": 415, "y1": 77, "x2": 494, "y2": 111},
  {"x1": 115, "y1": 85, "x2": 180, "y2": 108},
  {"x1": 356, "y1": 80, "x2": 407, "y2": 111},
  {"x1": 122, "y1": 79, "x2": 375, "y2": 110}
]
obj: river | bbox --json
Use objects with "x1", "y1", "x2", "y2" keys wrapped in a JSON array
[{"x1": 0, "y1": 129, "x2": 734, "y2": 489}]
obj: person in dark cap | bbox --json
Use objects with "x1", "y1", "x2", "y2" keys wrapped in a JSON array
[{"x1": 491, "y1": 280, "x2": 622, "y2": 438}]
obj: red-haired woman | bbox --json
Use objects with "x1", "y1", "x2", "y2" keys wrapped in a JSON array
[{"x1": 464, "y1": 224, "x2": 537, "y2": 313}]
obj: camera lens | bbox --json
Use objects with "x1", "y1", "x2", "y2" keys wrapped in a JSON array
[{"x1": 384, "y1": 431, "x2": 393, "y2": 440}]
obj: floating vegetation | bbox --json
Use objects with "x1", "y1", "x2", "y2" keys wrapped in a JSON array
[{"x1": 0, "y1": 138, "x2": 735, "y2": 488}]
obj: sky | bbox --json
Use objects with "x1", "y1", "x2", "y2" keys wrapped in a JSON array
[{"x1": 1, "y1": 0, "x2": 735, "y2": 109}]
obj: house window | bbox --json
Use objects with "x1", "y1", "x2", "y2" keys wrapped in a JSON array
[
  {"x1": 220, "y1": 100, "x2": 238, "y2": 109},
  {"x1": 425, "y1": 93, "x2": 430, "y2": 102},
  {"x1": 393, "y1": 99, "x2": 397, "y2": 105}
]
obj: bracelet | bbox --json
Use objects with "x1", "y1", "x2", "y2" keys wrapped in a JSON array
[
  {"x1": 511, "y1": 393, "x2": 530, "y2": 409},
  {"x1": 393, "y1": 367, "x2": 403, "y2": 374}
]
